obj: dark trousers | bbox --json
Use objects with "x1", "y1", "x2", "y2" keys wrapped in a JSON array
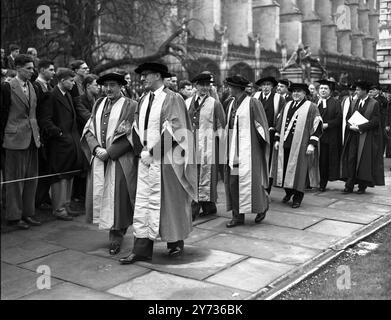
[
  {"x1": 4, "y1": 144, "x2": 38, "y2": 221},
  {"x1": 72, "y1": 174, "x2": 86, "y2": 201},
  {"x1": 319, "y1": 142, "x2": 329, "y2": 188},
  {"x1": 344, "y1": 134, "x2": 363, "y2": 190},
  {"x1": 132, "y1": 238, "x2": 184, "y2": 258},
  {"x1": 35, "y1": 147, "x2": 51, "y2": 207},
  {"x1": 191, "y1": 201, "x2": 217, "y2": 215},
  {"x1": 284, "y1": 188, "x2": 304, "y2": 203},
  {"x1": 283, "y1": 147, "x2": 304, "y2": 204},
  {"x1": 227, "y1": 167, "x2": 244, "y2": 222},
  {"x1": 109, "y1": 228, "x2": 127, "y2": 245}
]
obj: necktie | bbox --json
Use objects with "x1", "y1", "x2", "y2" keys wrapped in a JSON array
[
  {"x1": 194, "y1": 97, "x2": 200, "y2": 110},
  {"x1": 22, "y1": 82, "x2": 29, "y2": 97},
  {"x1": 143, "y1": 93, "x2": 155, "y2": 146},
  {"x1": 359, "y1": 100, "x2": 364, "y2": 110}
]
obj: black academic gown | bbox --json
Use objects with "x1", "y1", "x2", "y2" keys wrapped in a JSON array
[
  {"x1": 341, "y1": 97, "x2": 385, "y2": 187},
  {"x1": 318, "y1": 97, "x2": 342, "y2": 183}
]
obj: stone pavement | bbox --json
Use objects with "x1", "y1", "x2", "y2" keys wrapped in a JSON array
[{"x1": 2, "y1": 159, "x2": 391, "y2": 300}]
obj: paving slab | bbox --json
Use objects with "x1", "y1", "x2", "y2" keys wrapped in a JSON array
[
  {"x1": 193, "y1": 233, "x2": 320, "y2": 265},
  {"x1": 270, "y1": 192, "x2": 338, "y2": 207},
  {"x1": 306, "y1": 219, "x2": 364, "y2": 237},
  {"x1": 20, "y1": 282, "x2": 124, "y2": 300},
  {"x1": 1, "y1": 238, "x2": 66, "y2": 265},
  {"x1": 1, "y1": 262, "x2": 63, "y2": 300},
  {"x1": 328, "y1": 200, "x2": 391, "y2": 214},
  {"x1": 196, "y1": 218, "x2": 341, "y2": 250},
  {"x1": 135, "y1": 245, "x2": 245, "y2": 280},
  {"x1": 184, "y1": 228, "x2": 220, "y2": 244},
  {"x1": 108, "y1": 271, "x2": 251, "y2": 300},
  {"x1": 206, "y1": 258, "x2": 294, "y2": 293},
  {"x1": 272, "y1": 205, "x2": 383, "y2": 225},
  {"x1": 20, "y1": 250, "x2": 149, "y2": 291},
  {"x1": 263, "y1": 210, "x2": 323, "y2": 229}
]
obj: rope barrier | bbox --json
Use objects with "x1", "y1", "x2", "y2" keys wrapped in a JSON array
[{"x1": 0, "y1": 170, "x2": 82, "y2": 185}]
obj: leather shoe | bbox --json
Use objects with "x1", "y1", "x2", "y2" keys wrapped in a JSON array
[
  {"x1": 119, "y1": 253, "x2": 151, "y2": 265},
  {"x1": 226, "y1": 219, "x2": 244, "y2": 228},
  {"x1": 53, "y1": 212, "x2": 73, "y2": 221},
  {"x1": 9, "y1": 220, "x2": 30, "y2": 230},
  {"x1": 356, "y1": 189, "x2": 366, "y2": 194},
  {"x1": 342, "y1": 187, "x2": 353, "y2": 194},
  {"x1": 66, "y1": 203, "x2": 84, "y2": 217},
  {"x1": 319, "y1": 187, "x2": 326, "y2": 192},
  {"x1": 168, "y1": 247, "x2": 183, "y2": 257},
  {"x1": 282, "y1": 195, "x2": 291, "y2": 203},
  {"x1": 109, "y1": 243, "x2": 121, "y2": 255},
  {"x1": 23, "y1": 217, "x2": 42, "y2": 226},
  {"x1": 292, "y1": 202, "x2": 301, "y2": 208},
  {"x1": 255, "y1": 212, "x2": 266, "y2": 224}
]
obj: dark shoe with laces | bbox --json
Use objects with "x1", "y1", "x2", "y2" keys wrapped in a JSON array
[
  {"x1": 282, "y1": 195, "x2": 291, "y2": 203},
  {"x1": 8, "y1": 220, "x2": 30, "y2": 230},
  {"x1": 23, "y1": 217, "x2": 42, "y2": 226},
  {"x1": 109, "y1": 243, "x2": 121, "y2": 255},
  {"x1": 255, "y1": 211, "x2": 266, "y2": 224},
  {"x1": 356, "y1": 188, "x2": 366, "y2": 194},
  {"x1": 342, "y1": 187, "x2": 353, "y2": 194},
  {"x1": 168, "y1": 247, "x2": 183, "y2": 257},
  {"x1": 292, "y1": 202, "x2": 301, "y2": 209},
  {"x1": 226, "y1": 219, "x2": 244, "y2": 228},
  {"x1": 119, "y1": 253, "x2": 151, "y2": 265}
]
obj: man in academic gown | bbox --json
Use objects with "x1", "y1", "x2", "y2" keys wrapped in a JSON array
[
  {"x1": 80, "y1": 73, "x2": 138, "y2": 255},
  {"x1": 317, "y1": 79, "x2": 342, "y2": 191},
  {"x1": 271, "y1": 83, "x2": 323, "y2": 208},
  {"x1": 253, "y1": 76, "x2": 286, "y2": 193},
  {"x1": 224, "y1": 75, "x2": 270, "y2": 228},
  {"x1": 185, "y1": 73, "x2": 226, "y2": 220},
  {"x1": 341, "y1": 81, "x2": 385, "y2": 194},
  {"x1": 119, "y1": 62, "x2": 197, "y2": 264}
]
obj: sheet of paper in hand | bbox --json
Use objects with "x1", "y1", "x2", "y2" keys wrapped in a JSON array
[{"x1": 348, "y1": 111, "x2": 369, "y2": 126}]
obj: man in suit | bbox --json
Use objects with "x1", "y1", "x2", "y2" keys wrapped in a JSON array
[
  {"x1": 38, "y1": 68, "x2": 86, "y2": 220},
  {"x1": 69, "y1": 60, "x2": 91, "y2": 205},
  {"x1": 317, "y1": 79, "x2": 342, "y2": 191},
  {"x1": 33, "y1": 59, "x2": 55, "y2": 210},
  {"x1": 277, "y1": 79, "x2": 292, "y2": 103},
  {"x1": 5, "y1": 44, "x2": 20, "y2": 70},
  {"x1": 341, "y1": 81, "x2": 385, "y2": 194},
  {"x1": 1, "y1": 54, "x2": 41, "y2": 229}
]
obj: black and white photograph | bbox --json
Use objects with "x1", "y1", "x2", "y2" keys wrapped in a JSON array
[{"x1": 1, "y1": 0, "x2": 391, "y2": 305}]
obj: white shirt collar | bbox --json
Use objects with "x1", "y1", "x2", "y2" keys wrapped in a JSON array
[
  {"x1": 360, "y1": 95, "x2": 369, "y2": 104},
  {"x1": 152, "y1": 85, "x2": 165, "y2": 96},
  {"x1": 37, "y1": 75, "x2": 48, "y2": 85},
  {"x1": 263, "y1": 92, "x2": 271, "y2": 100},
  {"x1": 57, "y1": 85, "x2": 67, "y2": 96},
  {"x1": 16, "y1": 76, "x2": 26, "y2": 87}
]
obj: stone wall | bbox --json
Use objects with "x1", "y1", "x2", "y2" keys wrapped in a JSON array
[{"x1": 378, "y1": 0, "x2": 391, "y2": 86}]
